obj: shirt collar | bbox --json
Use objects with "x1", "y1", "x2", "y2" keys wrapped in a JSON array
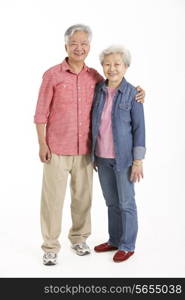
[{"x1": 60, "y1": 57, "x2": 90, "y2": 73}]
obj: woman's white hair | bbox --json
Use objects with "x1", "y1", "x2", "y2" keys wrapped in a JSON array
[
  {"x1": 64, "y1": 24, "x2": 92, "y2": 44},
  {"x1": 100, "y1": 45, "x2": 131, "y2": 67}
]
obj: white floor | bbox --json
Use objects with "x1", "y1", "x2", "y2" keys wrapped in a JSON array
[
  {"x1": 1, "y1": 166, "x2": 185, "y2": 278},
  {"x1": 1, "y1": 219, "x2": 185, "y2": 278}
]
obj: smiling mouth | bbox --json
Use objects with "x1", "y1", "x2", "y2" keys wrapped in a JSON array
[
  {"x1": 74, "y1": 53, "x2": 84, "y2": 56},
  {"x1": 108, "y1": 73, "x2": 117, "y2": 76}
]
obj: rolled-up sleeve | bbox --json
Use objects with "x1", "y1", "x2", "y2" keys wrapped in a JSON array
[
  {"x1": 131, "y1": 90, "x2": 146, "y2": 160},
  {"x1": 34, "y1": 72, "x2": 54, "y2": 123}
]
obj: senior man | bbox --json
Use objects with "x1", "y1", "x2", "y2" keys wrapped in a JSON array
[{"x1": 34, "y1": 24, "x2": 145, "y2": 265}]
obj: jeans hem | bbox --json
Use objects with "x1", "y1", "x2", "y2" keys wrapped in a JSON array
[{"x1": 118, "y1": 246, "x2": 135, "y2": 251}]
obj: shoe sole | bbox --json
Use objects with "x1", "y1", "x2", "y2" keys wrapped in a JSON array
[
  {"x1": 76, "y1": 250, "x2": 91, "y2": 256},
  {"x1": 43, "y1": 260, "x2": 57, "y2": 266},
  {"x1": 94, "y1": 249, "x2": 118, "y2": 252}
]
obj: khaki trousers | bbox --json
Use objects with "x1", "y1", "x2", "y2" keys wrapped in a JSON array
[{"x1": 40, "y1": 153, "x2": 93, "y2": 253}]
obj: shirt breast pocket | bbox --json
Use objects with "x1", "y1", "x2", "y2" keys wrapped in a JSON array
[
  {"x1": 119, "y1": 103, "x2": 131, "y2": 122},
  {"x1": 55, "y1": 82, "x2": 73, "y2": 104}
]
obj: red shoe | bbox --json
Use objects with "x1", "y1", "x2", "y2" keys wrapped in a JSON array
[
  {"x1": 94, "y1": 242, "x2": 118, "y2": 252},
  {"x1": 113, "y1": 250, "x2": 134, "y2": 262}
]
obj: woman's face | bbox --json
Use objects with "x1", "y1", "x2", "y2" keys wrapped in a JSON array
[{"x1": 102, "y1": 53, "x2": 128, "y2": 86}]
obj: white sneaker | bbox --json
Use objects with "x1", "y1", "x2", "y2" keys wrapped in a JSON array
[
  {"x1": 71, "y1": 242, "x2": 91, "y2": 256},
  {"x1": 43, "y1": 252, "x2": 57, "y2": 265}
]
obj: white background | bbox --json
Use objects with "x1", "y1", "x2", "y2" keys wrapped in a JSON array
[{"x1": 0, "y1": 0, "x2": 185, "y2": 277}]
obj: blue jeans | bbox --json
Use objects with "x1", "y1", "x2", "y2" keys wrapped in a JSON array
[{"x1": 96, "y1": 157, "x2": 138, "y2": 251}]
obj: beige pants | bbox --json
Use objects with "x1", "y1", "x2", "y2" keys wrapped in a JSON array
[{"x1": 40, "y1": 153, "x2": 93, "y2": 253}]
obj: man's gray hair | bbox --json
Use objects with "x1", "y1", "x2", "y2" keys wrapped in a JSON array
[
  {"x1": 99, "y1": 45, "x2": 131, "y2": 67},
  {"x1": 64, "y1": 24, "x2": 92, "y2": 44}
]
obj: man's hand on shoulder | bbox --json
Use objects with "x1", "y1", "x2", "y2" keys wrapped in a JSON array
[{"x1": 135, "y1": 86, "x2": 145, "y2": 103}]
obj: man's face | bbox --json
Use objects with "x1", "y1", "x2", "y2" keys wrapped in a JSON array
[{"x1": 65, "y1": 31, "x2": 90, "y2": 63}]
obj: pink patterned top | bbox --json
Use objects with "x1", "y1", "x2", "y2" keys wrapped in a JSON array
[
  {"x1": 95, "y1": 87, "x2": 117, "y2": 158},
  {"x1": 34, "y1": 58, "x2": 103, "y2": 155}
]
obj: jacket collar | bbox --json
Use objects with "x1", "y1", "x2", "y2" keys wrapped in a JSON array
[{"x1": 101, "y1": 77, "x2": 127, "y2": 93}]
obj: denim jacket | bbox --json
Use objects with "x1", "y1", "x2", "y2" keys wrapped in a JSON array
[{"x1": 91, "y1": 77, "x2": 146, "y2": 171}]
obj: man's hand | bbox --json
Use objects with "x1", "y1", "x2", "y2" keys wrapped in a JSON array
[
  {"x1": 130, "y1": 164, "x2": 144, "y2": 183},
  {"x1": 93, "y1": 162, "x2": 98, "y2": 172},
  {"x1": 135, "y1": 86, "x2": 145, "y2": 103},
  {"x1": 39, "y1": 143, "x2": 51, "y2": 163}
]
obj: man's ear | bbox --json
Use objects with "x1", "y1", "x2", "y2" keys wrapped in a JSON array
[{"x1": 65, "y1": 44, "x2": 67, "y2": 52}]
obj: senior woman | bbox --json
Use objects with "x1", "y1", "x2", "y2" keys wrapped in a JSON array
[{"x1": 92, "y1": 45, "x2": 146, "y2": 262}]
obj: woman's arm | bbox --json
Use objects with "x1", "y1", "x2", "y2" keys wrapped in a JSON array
[
  {"x1": 130, "y1": 92, "x2": 146, "y2": 182},
  {"x1": 131, "y1": 94, "x2": 146, "y2": 160}
]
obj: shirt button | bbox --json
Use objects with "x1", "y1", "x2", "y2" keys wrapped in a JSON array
[{"x1": 79, "y1": 98, "x2": 81, "y2": 101}]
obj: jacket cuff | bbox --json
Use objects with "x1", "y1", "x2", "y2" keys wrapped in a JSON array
[{"x1": 133, "y1": 146, "x2": 146, "y2": 160}]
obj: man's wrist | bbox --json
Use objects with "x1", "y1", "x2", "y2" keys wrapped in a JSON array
[{"x1": 39, "y1": 140, "x2": 47, "y2": 146}]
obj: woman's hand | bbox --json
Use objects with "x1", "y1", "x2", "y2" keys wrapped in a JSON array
[
  {"x1": 130, "y1": 161, "x2": 144, "y2": 182},
  {"x1": 39, "y1": 143, "x2": 51, "y2": 163},
  {"x1": 135, "y1": 86, "x2": 145, "y2": 103}
]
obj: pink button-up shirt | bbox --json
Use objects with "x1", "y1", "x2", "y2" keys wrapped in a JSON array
[
  {"x1": 34, "y1": 58, "x2": 103, "y2": 155},
  {"x1": 95, "y1": 87, "x2": 117, "y2": 158}
]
